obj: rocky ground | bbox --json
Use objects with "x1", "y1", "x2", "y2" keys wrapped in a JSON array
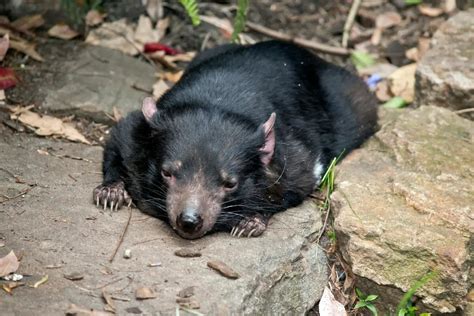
[{"x1": 0, "y1": 0, "x2": 473, "y2": 315}]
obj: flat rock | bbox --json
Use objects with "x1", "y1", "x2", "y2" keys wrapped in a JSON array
[
  {"x1": 332, "y1": 106, "x2": 473, "y2": 313},
  {"x1": 11, "y1": 43, "x2": 156, "y2": 122},
  {"x1": 0, "y1": 130, "x2": 327, "y2": 315},
  {"x1": 415, "y1": 10, "x2": 474, "y2": 119}
]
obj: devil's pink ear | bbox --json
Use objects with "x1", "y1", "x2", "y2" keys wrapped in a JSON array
[
  {"x1": 142, "y1": 97, "x2": 157, "y2": 122},
  {"x1": 259, "y1": 112, "x2": 276, "y2": 166}
]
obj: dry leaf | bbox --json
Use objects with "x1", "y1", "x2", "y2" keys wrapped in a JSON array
[
  {"x1": 11, "y1": 109, "x2": 90, "y2": 144},
  {"x1": 152, "y1": 79, "x2": 169, "y2": 99},
  {"x1": 156, "y1": 17, "x2": 169, "y2": 40},
  {"x1": 48, "y1": 24, "x2": 79, "y2": 40},
  {"x1": 176, "y1": 297, "x2": 200, "y2": 309},
  {"x1": 174, "y1": 248, "x2": 202, "y2": 258},
  {"x1": 319, "y1": 287, "x2": 347, "y2": 316},
  {"x1": 375, "y1": 11, "x2": 402, "y2": 29},
  {"x1": 9, "y1": 39, "x2": 44, "y2": 62},
  {"x1": 370, "y1": 28, "x2": 383, "y2": 46},
  {"x1": 388, "y1": 63, "x2": 417, "y2": 103},
  {"x1": 149, "y1": 51, "x2": 177, "y2": 69},
  {"x1": 419, "y1": 5, "x2": 444, "y2": 17},
  {"x1": 199, "y1": 15, "x2": 233, "y2": 38},
  {"x1": 11, "y1": 14, "x2": 45, "y2": 31},
  {"x1": 102, "y1": 289, "x2": 116, "y2": 313},
  {"x1": 85, "y1": 10, "x2": 106, "y2": 27},
  {"x1": 162, "y1": 71, "x2": 183, "y2": 83},
  {"x1": 207, "y1": 260, "x2": 239, "y2": 279},
  {"x1": 134, "y1": 15, "x2": 160, "y2": 45},
  {"x1": 85, "y1": 19, "x2": 139, "y2": 56},
  {"x1": 135, "y1": 287, "x2": 157, "y2": 300},
  {"x1": 145, "y1": 0, "x2": 164, "y2": 20},
  {"x1": 375, "y1": 80, "x2": 392, "y2": 102},
  {"x1": 66, "y1": 304, "x2": 113, "y2": 316},
  {"x1": 0, "y1": 34, "x2": 9, "y2": 61},
  {"x1": 405, "y1": 47, "x2": 419, "y2": 61},
  {"x1": 0, "y1": 251, "x2": 20, "y2": 277},
  {"x1": 164, "y1": 51, "x2": 196, "y2": 63},
  {"x1": 112, "y1": 107, "x2": 123, "y2": 122}
]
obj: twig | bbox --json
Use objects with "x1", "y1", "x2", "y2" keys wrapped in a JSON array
[
  {"x1": 246, "y1": 21, "x2": 350, "y2": 56},
  {"x1": 109, "y1": 207, "x2": 133, "y2": 263},
  {"x1": 341, "y1": 0, "x2": 362, "y2": 48},
  {"x1": 0, "y1": 185, "x2": 36, "y2": 204},
  {"x1": 455, "y1": 108, "x2": 474, "y2": 114}
]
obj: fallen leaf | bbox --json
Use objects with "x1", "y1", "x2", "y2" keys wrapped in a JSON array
[
  {"x1": 370, "y1": 27, "x2": 383, "y2": 46},
  {"x1": 375, "y1": 80, "x2": 392, "y2": 102},
  {"x1": 174, "y1": 248, "x2": 202, "y2": 258},
  {"x1": 207, "y1": 260, "x2": 239, "y2": 279},
  {"x1": 388, "y1": 63, "x2": 417, "y2": 103},
  {"x1": 145, "y1": 0, "x2": 164, "y2": 20},
  {"x1": 32, "y1": 275, "x2": 48, "y2": 288},
  {"x1": 112, "y1": 107, "x2": 123, "y2": 122},
  {"x1": 144, "y1": 42, "x2": 179, "y2": 55},
  {"x1": 102, "y1": 289, "x2": 116, "y2": 313},
  {"x1": 164, "y1": 51, "x2": 196, "y2": 63},
  {"x1": 134, "y1": 15, "x2": 161, "y2": 45},
  {"x1": 48, "y1": 24, "x2": 79, "y2": 40},
  {"x1": 375, "y1": 11, "x2": 402, "y2": 29},
  {"x1": 85, "y1": 19, "x2": 139, "y2": 56},
  {"x1": 10, "y1": 109, "x2": 90, "y2": 144},
  {"x1": 162, "y1": 70, "x2": 183, "y2": 83},
  {"x1": 383, "y1": 96, "x2": 408, "y2": 108},
  {"x1": 85, "y1": 10, "x2": 106, "y2": 27},
  {"x1": 11, "y1": 14, "x2": 45, "y2": 31},
  {"x1": 199, "y1": 15, "x2": 234, "y2": 39},
  {"x1": 66, "y1": 304, "x2": 113, "y2": 316},
  {"x1": 135, "y1": 287, "x2": 157, "y2": 300},
  {"x1": 0, "y1": 67, "x2": 18, "y2": 90},
  {"x1": 9, "y1": 38, "x2": 44, "y2": 62},
  {"x1": 156, "y1": 17, "x2": 169, "y2": 40},
  {"x1": 149, "y1": 51, "x2": 178, "y2": 69},
  {"x1": 319, "y1": 286, "x2": 347, "y2": 316},
  {"x1": 64, "y1": 272, "x2": 84, "y2": 281},
  {"x1": 418, "y1": 5, "x2": 444, "y2": 17},
  {"x1": 1, "y1": 281, "x2": 24, "y2": 294},
  {"x1": 152, "y1": 79, "x2": 169, "y2": 99},
  {"x1": 0, "y1": 251, "x2": 20, "y2": 277},
  {"x1": 178, "y1": 286, "x2": 195, "y2": 298},
  {"x1": 0, "y1": 34, "x2": 9, "y2": 61}
]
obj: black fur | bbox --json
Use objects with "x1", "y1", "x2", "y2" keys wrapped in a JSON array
[{"x1": 98, "y1": 40, "x2": 378, "y2": 235}]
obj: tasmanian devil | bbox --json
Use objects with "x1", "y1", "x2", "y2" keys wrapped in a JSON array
[{"x1": 93, "y1": 40, "x2": 378, "y2": 239}]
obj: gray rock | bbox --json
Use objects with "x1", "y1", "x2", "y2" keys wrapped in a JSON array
[
  {"x1": 39, "y1": 44, "x2": 156, "y2": 122},
  {"x1": 0, "y1": 130, "x2": 327, "y2": 315},
  {"x1": 415, "y1": 10, "x2": 474, "y2": 120},
  {"x1": 332, "y1": 106, "x2": 473, "y2": 313}
]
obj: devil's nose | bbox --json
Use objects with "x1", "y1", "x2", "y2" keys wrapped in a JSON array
[{"x1": 177, "y1": 211, "x2": 203, "y2": 233}]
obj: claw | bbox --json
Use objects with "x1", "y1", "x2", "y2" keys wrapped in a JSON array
[
  {"x1": 237, "y1": 229, "x2": 245, "y2": 238},
  {"x1": 230, "y1": 227, "x2": 235, "y2": 236},
  {"x1": 110, "y1": 201, "x2": 114, "y2": 211},
  {"x1": 248, "y1": 228, "x2": 256, "y2": 238},
  {"x1": 103, "y1": 197, "x2": 107, "y2": 210},
  {"x1": 96, "y1": 195, "x2": 99, "y2": 207},
  {"x1": 115, "y1": 201, "x2": 119, "y2": 211},
  {"x1": 127, "y1": 200, "x2": 132, "y2": 208}
]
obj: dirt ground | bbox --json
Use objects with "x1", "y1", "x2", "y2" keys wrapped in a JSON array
[{"x1": 0, "y1": 0, "x2": 459, "y2": 314}]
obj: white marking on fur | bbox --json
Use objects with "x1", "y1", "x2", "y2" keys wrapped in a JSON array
[{"x1": 313, "y1": 158, "x2": 324, "y2": 186}]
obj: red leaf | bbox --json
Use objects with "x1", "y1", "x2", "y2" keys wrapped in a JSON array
[
  {"x1": 144, "y1": 42, "x2": 180, "y2": 55},
  {"x1": 0, "y1": 67, "x2": 18, "y2": 90}
]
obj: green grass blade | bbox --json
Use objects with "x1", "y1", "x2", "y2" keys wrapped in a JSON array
[
  {"x1": 232, "y1": 0, "x2": 249, "y2": 42},
  {"x1": 179, "y1": 0, "x2": 201, "y2": 26},
  {"x1": 396, "y1": 271, "x2": 437, "y2": 314}
]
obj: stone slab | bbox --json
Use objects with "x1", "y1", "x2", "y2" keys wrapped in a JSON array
[
  {"x1": 415, "y1": 10, "x2": 474, "y2": 119},
  {"x1": 0, "y1": 129, "x2": 327, "y2": 315},
  {"x1": 332, "y1": 106, "x2": 473, "y2": 313}
]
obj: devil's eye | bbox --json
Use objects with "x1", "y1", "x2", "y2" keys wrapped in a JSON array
[
  {"x1": 223, "y1": 178, "x2": 238, "y2": 191},
  {"x1": 161, "y1": 168, "x2": 173, "y2": 179}
]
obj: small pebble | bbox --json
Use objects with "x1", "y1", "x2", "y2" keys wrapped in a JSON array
[
  {"x1": 123, "y1": 249, "x2": 132, "y2": 259},
  {"x1": 148, "y1": 262, "x2": 162, "y2": 267},
  {"x1": 178, "y1": 286, "x2": 195, "y2": 298},
  {"x1": 64, "y1": 272, "x2": 84, "y2": 281}
]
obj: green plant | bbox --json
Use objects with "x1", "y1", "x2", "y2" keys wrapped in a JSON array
[
  {"x1": 179, "y1": 0, "x2": 201, "y2": 26},
  {"x1": 355, "y1": 288, "x2": 378, "y2": 316},
  {"x1": 231, "y1": 0, "x2": 249, "y2": 42},
  {"x1": 179, "y1": 0, "x2": 250, "y2": 42},
  {"x1": 404, "y1": 0, "x2": 423, "y2": 5},
  {"x1": 396, "y1": 271, "x2": 436, "y2": 316}
]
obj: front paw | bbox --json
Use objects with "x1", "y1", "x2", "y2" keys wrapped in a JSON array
[
  {"x1": 230, "y1": 214, "x2": 268, "y2": 238},
  {"x1": 93, "y1": 181, "x2": 132, "y2": 211}
]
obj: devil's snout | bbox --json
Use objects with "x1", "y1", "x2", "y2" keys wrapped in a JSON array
[{"x1": 177, "y1": 209, "x2": 203, "y2": 234}]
